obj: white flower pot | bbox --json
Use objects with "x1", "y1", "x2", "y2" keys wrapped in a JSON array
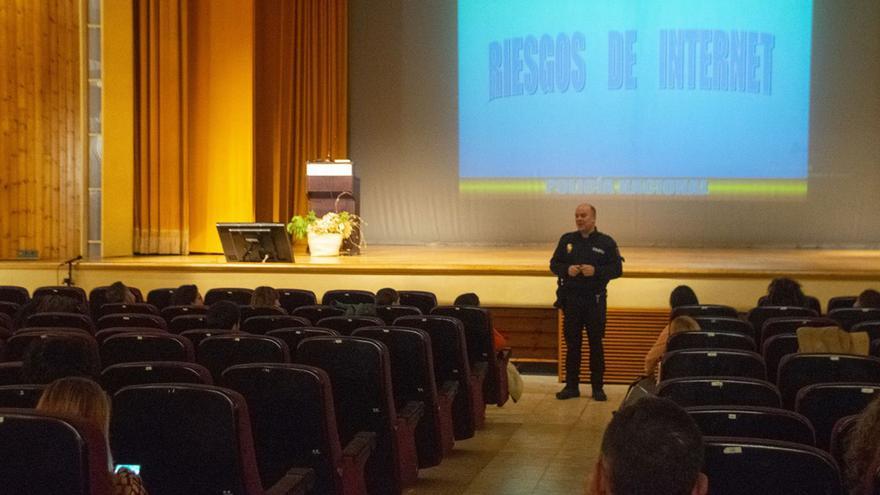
[{"x1": 308, "y1": 233, "x2": 343, "y2": 257}]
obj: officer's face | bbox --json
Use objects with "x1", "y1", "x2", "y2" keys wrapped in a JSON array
[{"x1": 575, "y1": 205, "x2": 596, "y2": 234}]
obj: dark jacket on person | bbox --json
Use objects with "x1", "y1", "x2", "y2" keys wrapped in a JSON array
[{"x1": 550, "y1": 229, "x2": 623, "y2": 305}]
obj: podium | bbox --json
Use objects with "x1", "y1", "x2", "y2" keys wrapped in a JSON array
[{"x1": 306, "y1": 160, "x2": 361, "y2": 255}]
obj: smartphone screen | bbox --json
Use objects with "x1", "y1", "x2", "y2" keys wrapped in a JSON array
[{"x1": 114, "y1": 464, "x2": 141, "y2": 475}]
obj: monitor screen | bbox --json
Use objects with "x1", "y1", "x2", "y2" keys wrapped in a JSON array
[{"x1": 216, "y1": 223, "x2": 293, "y2": 263}]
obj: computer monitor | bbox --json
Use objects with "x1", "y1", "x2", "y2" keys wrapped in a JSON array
[{"x1": 216, "y1": 223, "x2": 293, "y2": 263}]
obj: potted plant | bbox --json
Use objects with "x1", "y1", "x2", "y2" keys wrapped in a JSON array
[{"x1": 287, "y1": 210, "x2": 359, "y2": 257}]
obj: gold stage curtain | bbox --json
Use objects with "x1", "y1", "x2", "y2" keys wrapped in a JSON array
[
  {"x1": 133, "y1": 0, "x2": 189, "y2": 254},
  {"x1": 254, "y1": 0, "x2": 349, "y2": 224}
]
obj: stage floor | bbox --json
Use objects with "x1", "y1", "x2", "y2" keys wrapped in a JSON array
[{"x1": 2, "y1": 245, "x2": 879, "y2": 310}]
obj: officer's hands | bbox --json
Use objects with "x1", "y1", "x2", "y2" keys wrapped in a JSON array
[
  {"x1": 580, "y1": 265, "x2": 596, "y2": 276},
  {"x1": 567, "y1": 265, "x2": 581, "y2": 277}
]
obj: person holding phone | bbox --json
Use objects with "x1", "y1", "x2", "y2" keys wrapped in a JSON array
[{"x1": 37, "y1": 377, "x2": 149, "y2": 495}]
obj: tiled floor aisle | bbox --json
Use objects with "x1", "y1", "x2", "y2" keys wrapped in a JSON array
[{"x1": 406, "y1": 375, "x2": 625, "y2": 495}]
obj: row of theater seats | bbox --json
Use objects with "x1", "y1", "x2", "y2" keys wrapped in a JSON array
[
  {"x1": 652, "y1": 303, "x2": 880, "y2": 494},
  {"x1": 0, "y1": 285, "x2": 512, "y2": 495}
]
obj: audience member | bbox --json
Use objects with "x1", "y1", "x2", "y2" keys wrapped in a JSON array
[
  {"x1": 644, "y1": 315, "x2": 701, "y2": 379},
  {"x1": 250, "y1": 286, "x2": 279, "y2": 308},
  {"x1": 22, "y1": 336, "x2": 100, "y2": 384},
  {"x1": 171, "y1": 284, "x2": 203, "y2": 307},
  {"x1": 375, "y1": 287, "x2": 399, "y2": 306},
  {"x1": 669, "y1": 285, "x2": 699, "y2": 308},
  {"x1": 854, "y1": 289, "x2": 880, "y2": 309},
  {"x1": 454, "y1": 292, "x2": 480, "y2": 307},
  {"x1": 589, "y1": 397, "x2": 708, "y2": 495},
  {"x1": 761, "y1": 277, "x2": 808, "y2": 307},
  {"x1": 206, "y1": 300, "x2": 240, "y2": 330},
  {"x1": 37, "y1": 377, "x2": 149, "y2": 494},
  {"x1": 104, "y1": 281, "x2": 136, "y2": 305},
  {"x1": 845, "y1": 394, "x2": 880, "y2": 495}
]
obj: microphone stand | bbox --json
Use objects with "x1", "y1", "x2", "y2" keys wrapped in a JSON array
[{"x1": 59, "y1": 255, "x2": 83, "y2": 287}]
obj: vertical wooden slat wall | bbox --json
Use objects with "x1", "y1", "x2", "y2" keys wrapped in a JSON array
[
  {"x1": 0, "y1": 0, "x2": 83, "y2": 260},
  {"x1": 558, "y1": 308, "x2": 669, "y2": 384}
]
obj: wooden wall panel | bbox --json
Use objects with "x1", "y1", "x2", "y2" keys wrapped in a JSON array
[
  {"x1": 559, "y1": 308, "x2": 670, "y2": 384},
  {"x1": 0, "y1": 0, "x2": 83, "y2": 260}
]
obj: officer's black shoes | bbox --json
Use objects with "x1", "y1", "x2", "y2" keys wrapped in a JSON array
[
  {"x1": 592, "y1": 388, "x2": 608, "y2": 402},
  {"x1": 556, "y1": 386, "x2": 580, "y2": 400}
]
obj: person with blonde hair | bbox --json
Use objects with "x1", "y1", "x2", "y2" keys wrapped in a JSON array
[
  {"x1": 37, "y1": 377, "x2": 148, "y2": 495},
  {"x1": 644, "y1": 315, "x2": 701, "y2": 380},
  {"x1": 844, "y1": 394, "x2": 880, "y2": 494},
  {"x1": 250, "y1": 286, "x2": 280, "y2": 308}
]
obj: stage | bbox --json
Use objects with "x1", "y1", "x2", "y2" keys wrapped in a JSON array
[{"x1": 3, "y1": 245, "x2": 879, "y2": 379}]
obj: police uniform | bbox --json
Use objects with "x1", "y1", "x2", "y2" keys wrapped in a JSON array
[{"x1": 550, "y1": 229, "x2": 623, "y2": 394}]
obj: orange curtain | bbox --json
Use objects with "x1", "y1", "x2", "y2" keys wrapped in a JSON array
[
  {"x1": 133, "y1": 0, "x2": 189, "y2": 254},
  {"x1": 254, "y1": 0, "x2": 348, "y2": 224},
  {"x1": 0, "y1": 0, "x2": 82, "y2": 260}
]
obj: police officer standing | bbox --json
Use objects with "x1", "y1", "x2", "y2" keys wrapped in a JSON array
[{"x1": 550, "y1": 203, "x2": 623, "y2": 400}]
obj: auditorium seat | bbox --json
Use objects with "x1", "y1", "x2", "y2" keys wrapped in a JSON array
[
  {"x1": 0, "y1": 408, "x2": 114, "y2": 495},
  {"x1": 100, "y1": 333, "x2": 194, "y2": 367},
  {"x1": 670, "y1": 304, "x2": 739, "y2": 320},
  {"x1": 292, "y1": 304, "x2": 345, "y2": 323},
  {"x1": 353, "y1": 326, "x2": 452, "y2": 467},
  {"x1": 94, "y1": 327, "x2": 167, "y2": 344},
  {"x1": 431, "y1": 305, "x2": 510, "y2": 406},
  {"x1": 748, "y1": 306, "x2": 818, "y2": 340},
  {"x1": 276, "y1": 288, "x2": 317, "y2": 314},
  {"x1": 204, "y1": 287, "x2": 254, "y2": 306},
  {"x1": 222, "y1": 363, "x2": 375, "y2": 495},
  {"x1": 266, "y1": 328, "x2": 338, "y2": 359},
  {"x1": 656, "y1": 377, "x2": 781, "y2": 408},
  {"x1": 241, "y1": 315, "x2": 311, "y2": 334},
  {"x1": 146, "y1": 288, "x2": 176, "y2": 310},
  {"x1": 110, "y1": 384, "x2": 314, "y2": 495},
  {"x1": 0, "y1": 301, "x2": 20, "y2": 318},
  {"x1": 659, "y1": 349, "x2": 766, "y2": 381},
  {"x1": 703, "y1": 437, "x2": 842, "y2": 495},
  {"x1": 160, "y1": 304, "x2": 209, "y2": 322},
  {"x1": 296, "y1": 336, "x2": 421, "y2": 495},
  {"x1": 32, "y1": 286, "x2": 87, "y2": 305},
  {"x1": 795, "y1": 383, "x2": 880, "y2": 450},
  {"x1": 0, "y1": 362, "x2": 25, "y2": 385},
  {"x1": 316, "y1": 316, "x2": 385, "y2": 336},
  {"x1": 321, "y1": 290, "x2": 376, "y2": 306},
  {"x1": 0, "y1": 312, "x2": 13, "y2": 337},
  {"x1": 827, "y1": 296, "x2": 857, "y2": 313},
  {"x1": 760, "y1": 316, "x2": 838, "y2": 346},
  {"x1": 0, "y1": 286, "x2": 29, "y2": 305},
  {"x1": 96, "y1": 302, "x2": 158, "y2": 319},
  {"x1": 851, "y1": 321, "x2": 880, "y2": 341},
  {"x1": 169, "y1": 314, "x2": 209, "y2": 333},
  {"x1": 828, "y1": 307, "x2": 880, "y2": 330},
  {"x1": 197, "y1": 334, "x2": 290, "y2": 381},
  {"x1": 693, "y1": 317, "x2": 755, "y2": 340},
  {"x1": 762, "y1": 334, "x2": 799, "y2": 383},
  {"x1": 97, "y1": 313, "x2": 167, "y2": 331},
  {"x1": 686, "y1": 406, "x2": 815, "y2": 446},
  {"x1": 0, "y1": 384, "x2": 45, "y2": 408},
  {"x1": 26, "y1": 312, "x2": 94, "y2": 333},
  {"x1": 829, "y1": 415, "x2": 858, "y2": 477},
  {"x1": 666, "y1": 330, "x2": 756, "y2": 352},
  {"x1": 88, "y1": 285, "x2": 144, "y2": 319},
  {"x1": 7, "y1": 329, "x2": 98, "y2": 362},
  {"x1": 777, "y1": 354, "x2": 880, "y2": 408},
  {"x1": 100, "y1": 361, "x2": 213, "y2": 394},
  {"x1": 398, "y1": 291, "x2": 438, "y2": 315},
  {"x1": 179, "y1": 328, "x2": 235, "y2": 348},
  {"x1": 394, "y1": 315, "x2": 483, "y2": 440},
  {"x1": 375, "y1": 305, "x2": 421, "y2": 325},
  {"x1": 239, "y1": 305, "x2": 287, "y2": 323}
]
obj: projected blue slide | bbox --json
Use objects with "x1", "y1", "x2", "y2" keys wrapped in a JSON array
[{"x1": 458, "y1": 1, "x2": 813, "y2": 196}]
